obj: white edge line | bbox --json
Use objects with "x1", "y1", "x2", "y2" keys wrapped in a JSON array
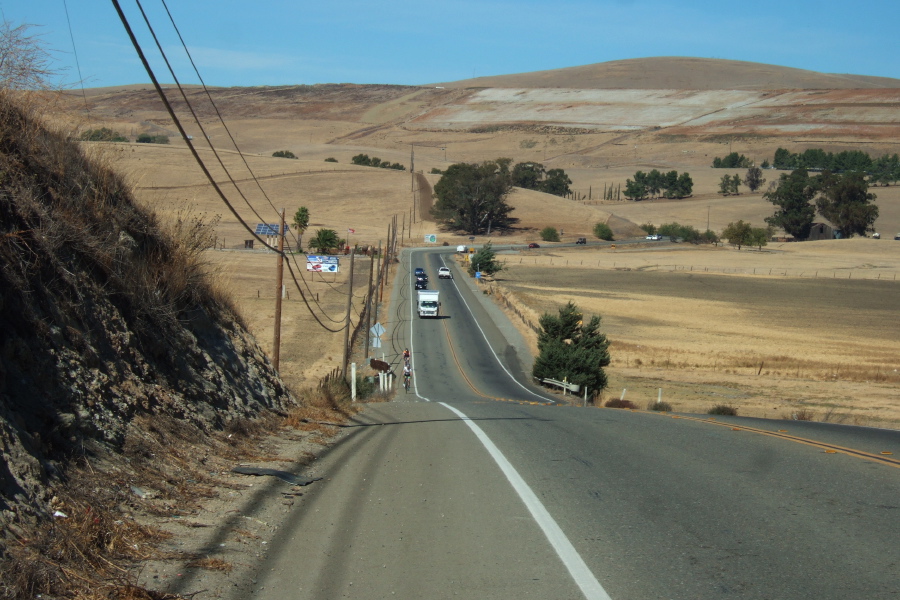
[
  {"x1": 439, "y1": 402, "x2": 612, "y2": 600},
  {"x1": 406, "y1": 248, "x2": 430, "y2": 402},
  {"x1": 434, "y1": 251, "x2": 553, "y2": 404}
]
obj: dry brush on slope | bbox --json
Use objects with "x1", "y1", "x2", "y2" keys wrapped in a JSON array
[{"x1": 0, "y1": 91, "x2": 304, "y2": 597}]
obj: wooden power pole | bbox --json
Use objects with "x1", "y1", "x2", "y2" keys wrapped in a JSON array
[
  {"x1": 273, "y1": 209, "x2": 285, "y2": 371},
  {"x1": 341, "y1": 249, "x2": 356, "y2": 380}
]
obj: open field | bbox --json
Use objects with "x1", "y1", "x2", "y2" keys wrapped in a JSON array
[
  {"x1": 484, "y1": 240, "x2": 900, "y2": 428},
  {"x1": 48, "y1": 58, "x2": 900, "y2": 425}
]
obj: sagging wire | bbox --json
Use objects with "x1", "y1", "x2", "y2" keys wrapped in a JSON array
[{"x1": 111, "y1": 0, "x2": 347, "y2": 332}]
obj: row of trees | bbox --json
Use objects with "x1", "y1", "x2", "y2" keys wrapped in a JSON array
[
  {"x1": 765, "y1": 168, "x2": 878, "y2": 238},
  {"x1": 711, "y1": 152, "x2": 753, "y2": 169},
  {"x1": 718, "y1": 166, "x2": 767, "y2": 195},
  {"x1": 623, "y1": 169, "x2": 693, "y2": 200},
  {"x1": 351, "y1": 154, "x2": 405, "y2": 170},
  {"x1": 510, "y1": 162, "x2": 573, "y2": 197},
  {"x1": 78, "y1": 128, "x2": 169, "y2": 144}
]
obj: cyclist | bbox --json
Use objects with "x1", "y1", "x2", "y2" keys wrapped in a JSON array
[
  {"x1": 402, "y1": 348, "x2": 411, "y2": 365},
  {"x1": 402, "y1": 363, "x2": 411, "y2": 392}
]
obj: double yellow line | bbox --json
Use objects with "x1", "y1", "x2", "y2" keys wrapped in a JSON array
[{"x1": 665, "y1": 413, "x2": 899, "y2": 469}]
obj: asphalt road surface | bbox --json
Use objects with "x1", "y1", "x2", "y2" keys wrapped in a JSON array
[{"x1": 247, "y1": 248, "x2": 899, "y2": 600}]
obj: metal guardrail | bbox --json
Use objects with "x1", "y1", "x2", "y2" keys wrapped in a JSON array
[{"x1": 541, "y1": 378, "x2": 580, "y2": 393}]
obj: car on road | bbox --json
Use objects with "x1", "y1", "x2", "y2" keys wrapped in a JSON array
[
  {"x1": 414, "y1": 267, "x2": 426, "y2": 277},
  {"x1": 438, "y1": 267, "x2": 452, "y2": 279},
  {"x1": 528, "y1": 242, "x2": 540, "y2": 248},
  {"x1": 576, "y1": 237, "x2": 586, "y2": 244},
  {"x1": 645, "y1": 234, "x2": 663, "y2": 241},
  {"x1": 414, "y1": 279, "x2": 427, "y2": 290}
]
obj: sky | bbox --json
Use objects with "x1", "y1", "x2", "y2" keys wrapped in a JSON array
[{"x1": 2, "y1": 0, "x2": 900, "y2": 89}]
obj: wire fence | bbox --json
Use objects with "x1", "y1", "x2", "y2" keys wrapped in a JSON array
[{"x1": 505, "y1": 256, "x2": 900, "y2": 281}]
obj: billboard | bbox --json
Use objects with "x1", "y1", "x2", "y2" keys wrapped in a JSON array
[{"x1": 306, "y1": 255, "x2": 340, "y2": 272}]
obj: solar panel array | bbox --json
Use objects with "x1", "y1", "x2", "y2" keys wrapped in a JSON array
[{"x1": 254, "y1": 223, "x2": 282, "y2": 236}]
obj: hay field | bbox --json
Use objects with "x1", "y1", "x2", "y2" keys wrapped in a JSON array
[{"x1": 488, "y1": 240, "x2": 900, "y2": 428}]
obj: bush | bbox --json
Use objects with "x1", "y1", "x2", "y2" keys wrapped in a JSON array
[
  {"x1": 430, "y1": 167, "x2": 443, "y2": 174},
  {"x1": 540, "y1": 226, "x2": 560, "y2": 242},
  {"x1": 79, "y1": 127, "x2": 127, "y2": 142},
  {"x1": 136, "y1": 133, "x2": 169, "y2": 144},
  {"x1": 273, "y1": 150, "x2": 297, "y2": 159},
  {"x1": 324, "y1": 157, "x2": 337, "y2": 162},
  {"x1": 648, "y1": 401, "x2": 673, "y2": 412},
  {"x1": 708, "y1": 404, "x2": 738, "y2": 416},
  {"x1": 593, "y1": 222, "x2": 614, "y2": 241},
  {"x1": 605, "y1": 398, "x2": 637, "y2": 409}
]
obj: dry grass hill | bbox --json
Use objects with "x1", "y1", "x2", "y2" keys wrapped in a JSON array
[{"x1": 2, "y1": 56, "x2": 899, "y2": 597}]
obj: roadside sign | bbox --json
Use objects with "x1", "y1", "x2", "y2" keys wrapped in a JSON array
[
  {"x1": 371, "y1": 337, "x2": 382, "y2": 348},
  {"x1": 306, "y1": 255, "x2": 340, "y2": 272},
  {"x1": 424, "y1": 234, "x2": 437, "y2": 243},
  {"x1": 475, "y1": 271, "x2": 482, "y2": 279},
  {"x1": 370, "y1": 322, "x2": 385, "y2": 337},
  {"x1": 370, "y1": 358, "x2": 390, "y2": 372}
]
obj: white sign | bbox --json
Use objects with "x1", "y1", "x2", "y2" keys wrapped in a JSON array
[
  {"x1": 370, "y1": 322, "x2": 385, "y2": 337},
  {"x1": 424, "y1": 234, "x2": 437, "y2": 243},
  {"x1": 306, "y1": 255, "x2": 340, "y2": 272}
]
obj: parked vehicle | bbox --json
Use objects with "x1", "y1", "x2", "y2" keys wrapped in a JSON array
[
  {"x1": 438, "y1": 267, "x2": 452, "y2": 279},
  {"x1": 456, "y1": 245, "x2": 466, "y2": 253},
  {"x1": 576, "y1": 237, "x2": 587, "y2": 244},
  {"x1": 417, "y1": 290, "x2": 440, "y2": 318},
  {"x1": 645, "y1": 234, "x2": 663, "y2": 241},
  {"x1": 528, "y1": 242, "x2": 540, "y2": 248}
]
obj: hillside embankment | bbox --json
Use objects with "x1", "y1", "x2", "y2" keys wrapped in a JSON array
[{"x1": 0, "y1": 92, "x2": 358, "y2": 598}]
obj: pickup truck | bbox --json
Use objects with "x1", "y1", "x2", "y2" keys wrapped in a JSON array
[{"x1": 438, "y1": 267, "x2": 452, "y2": 279}]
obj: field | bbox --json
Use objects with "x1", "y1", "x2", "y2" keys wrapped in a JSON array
[
  {"x1": 486, "y1": 239, "x2": 900, "y2": 427},
  {"x1": 51, "y1": 59, "x2": 900, "y2": 427}
]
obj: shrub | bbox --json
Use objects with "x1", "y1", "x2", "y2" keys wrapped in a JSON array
[
  {"x1": 272, "y1": 150, "x2": 297, "y2": 159},
  {"x1": 79, "y1": 127, "x2": 127, "y2": 142},
  {"x1": 136, "y1": 133, "x2": 169, "y2": 144},
  {"x1": 605, "y1": 398, "x2": 637, "y2": 409},
  {"x1": 708, "y1": 404, "x2": 738, "y2": 416},
  {"x1": 593, "y1": 222, "x2": 614, "y2": 241},
  {"x1": 540, "y1": 226, "x2": 560, "y2": 242},
  {"x1": 648, "y1": 401, "x2": 673, "y2": 412},
  {"x1": 430, "y1": 167, "x2": 443, "y2": 174},
  {"x1": 324, "y1": 157, "x2": 337, "y2": 162}
]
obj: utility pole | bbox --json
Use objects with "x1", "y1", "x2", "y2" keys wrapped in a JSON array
[
  {"x1": 373, "y1": 240, "x2": 382, "y2": 321},
  {"x1": 364, "y1": 247, "x2": 375, "y2": 358},
  {"x1": 341, "y1": 248, "x2": 356, "y2": 380},
  {"x1": 272, "y1": 209, "x2": 285, "y2": 371}
]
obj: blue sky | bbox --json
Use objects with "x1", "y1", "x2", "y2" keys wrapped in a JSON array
[{"x1": 3, "y1": 0, "x2": 899, "y2": 89}]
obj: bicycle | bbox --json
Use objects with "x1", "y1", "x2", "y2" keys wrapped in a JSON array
[{"x1": 403, "y1": 372, "x2": 410, "y2": 392}]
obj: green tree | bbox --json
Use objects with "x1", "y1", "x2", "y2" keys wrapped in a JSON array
[
  {"x1": 292, "y1": 206, "x2": 310, "y2": 250},
  {"x1": 744, "y1": 166, "x2": 766, "y2": 192},
  {"x1": 512, "y1": 162, "x2": 545, "y2": 189},
  {"x1": 324, "y1": 157, "x2": 338, "y2": 163},
  {"x1": 815, "y1": 171, "x2": 879, "y2": 237},
  {"x1": 351, "y1": 153, "x2": 372, "y2": 166},
  {"x1": 731, "y1": 174, "x2": 742, "y2": 195},
  {"x1": 639, "y1": 222, "x2": 657, "y2": 235},
  {"x1": 532, "y1": 301, "x2": 611, "y2": 395},
  {"x1": 764, "y1": 168, "x2": 817, "y2": 239},
  {"x1": 748, "y1": 227, "x2": 771, "y2": 250},
  {"x1": 540, "y1": 226, "x2": 560, "y2": 242},
  {"x1": 658, "y1": 222, "x2": 702, "y2": 243},
  {"x1": 272, "y1": 150, "x2": 297, "y2": 159},
  {"x1": 718, "y1": 174, "x2": 733, "y2": 196},
  {"x1": 722, "y1": 220, "x2": 753, "y2": 250},
  {"x1": 136, "y1": 133, "x2": 169, "y2": 144},
  {"x1": 432, "y1": 160, "x2": 516, "y2": 235},
  {"x1": 541, "y1": 168, "x2": 572, "y2": 197},
  {"x1": 469, "y1": 242, "x2": 503, "y2": 276},
  {"x1": 674, "y1": 172, "x2": 693, "y2": 198},
  {"x1": 624, "y1": 171, "x2": 648, "y2": 200},
  {"x1": 592, "y1": 222, "x2": 614, "y2": 241},
  {"x1": 307, "y1": 228, "x2": 340, "y2": 254}
]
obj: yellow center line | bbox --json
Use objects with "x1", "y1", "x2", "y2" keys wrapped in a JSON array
[
  {"x1": 660, "y1": 413, "x2": 900, "y2": 469},
  {"x1": 441, "y1": 319, "x2": 522, "y2": 404}
]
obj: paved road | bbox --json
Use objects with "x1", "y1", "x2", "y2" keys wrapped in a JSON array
[{"x1": 249, "y1": 248, "x2": 899, "y2": 600}]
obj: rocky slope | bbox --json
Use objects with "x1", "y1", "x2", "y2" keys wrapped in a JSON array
[{"x1": 0, "y1": 91, "x2": 295, "y2": 584}]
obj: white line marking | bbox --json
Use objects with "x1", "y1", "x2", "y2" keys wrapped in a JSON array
[
  {"x1": 433, "y1": 252, "x2": 552, "y2": 403},
  {"x1": 440, "y1": 402, "x2": 613, "y2": 600}
]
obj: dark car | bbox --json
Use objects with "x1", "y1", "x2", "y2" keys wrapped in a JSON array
[
  {"x1": 576, "y1": 237, "x2": 586, "y2": 244},
  {"x1": 414, "y1": 267, "x2": 426, "y2": 277},
  {"x1": 528, "y1": 242, "x2": 540, "y2": 249},
  {"x1": 414, "y1": 279, "x2": 427, "y2": 290}
]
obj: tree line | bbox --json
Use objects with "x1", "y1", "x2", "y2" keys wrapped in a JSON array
[
  {"x1": 351, "y1": 154, "x2": 405, "y2": 170},
  {"x1": 623, "y1": 169, "x2": 693, "y2": 200},
  {"x1": 431, "y1": 159, "x2": 573, "y2": 235}
]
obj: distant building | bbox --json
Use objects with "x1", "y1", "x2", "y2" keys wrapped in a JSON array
[{"x1": 808, "y1": 222, "x2": 834, "y2": 241}]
